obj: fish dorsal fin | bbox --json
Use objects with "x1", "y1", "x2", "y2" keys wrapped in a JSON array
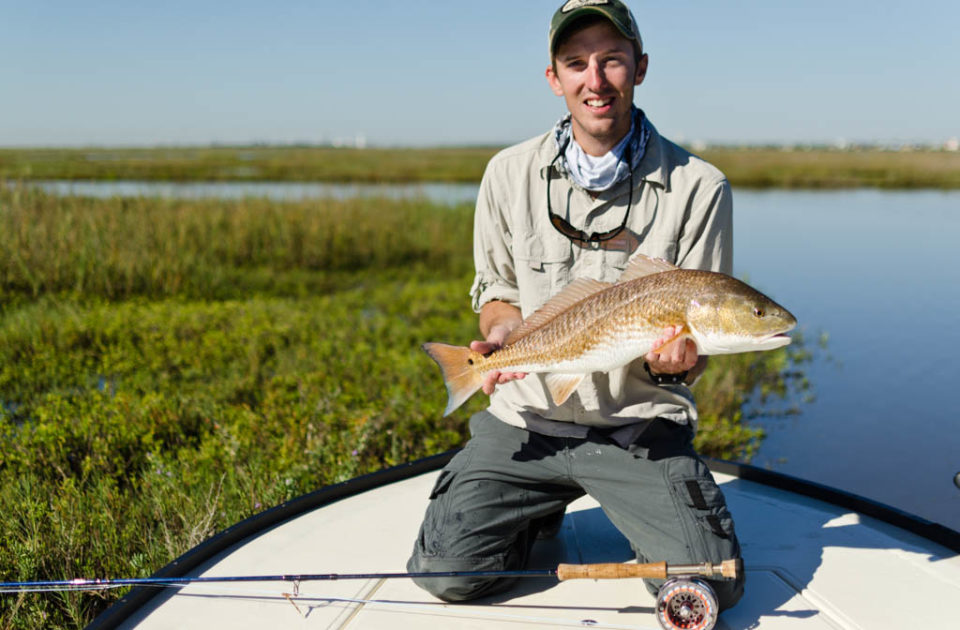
[
  {"x1": 617, "y1": 254, "x2": 679, "y2": 284},
  {"x1": 506, "y1": 278, "x2": 611, "y2": 345}
]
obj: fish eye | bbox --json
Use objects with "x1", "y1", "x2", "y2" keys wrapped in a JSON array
[{"x1": 753, "y1": 307, "x2": 765, "y2": 318}]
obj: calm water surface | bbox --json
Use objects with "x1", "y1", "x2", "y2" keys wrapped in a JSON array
[
  {"x1": 32, "y1": 181, "x2": 960, "y2": 530},
  {"x1": 734, "y1": 189, "x2": 960, "y2": 531},
  {"x1": 30, "y1": 179, "x2": 481, "y2": 205}
]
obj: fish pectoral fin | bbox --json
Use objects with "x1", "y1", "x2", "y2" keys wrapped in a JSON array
[
  {"x1": 544, "y1": 373, "x2": 586, "y2": 406},
  {"x1": 650, "y1": 327, "x2": 690, "y2": 354}
]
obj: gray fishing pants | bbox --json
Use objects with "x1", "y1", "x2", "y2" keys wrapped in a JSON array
[{"x1": 407, "y1": 410, "x2": 744, "y2": 611}]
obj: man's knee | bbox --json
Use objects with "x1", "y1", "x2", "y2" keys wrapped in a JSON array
[
  {"x1": 713, "y1": 573, "x2": 745, "y2": 612},
  {"x1": 413, "y1": 573, "x2": 513, "y2": 602},
  {"x1": 407, "y1": 552, "x2": 513, "y2": 602}
]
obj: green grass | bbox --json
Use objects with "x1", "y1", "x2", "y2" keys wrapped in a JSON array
[
  {"x1": 0, "y1": 184, "x2": 811, "y2": 628},
  {"x1": 0, "y1": 183, "x2": 473, "y2": 302},
  {"x1": 2, "y1": 145, "x2": 959, "y2": 188},
  {"x1": 0, "y1": 146, "x2": 499, "y2": 183},
  {"x1": 701, "y1": 147, "x2": 960, "y2": 189}
]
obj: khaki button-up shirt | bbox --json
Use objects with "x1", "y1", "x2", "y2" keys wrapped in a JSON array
[{"x1": 470, "y1": 120, "x2": 733, "y2": 442}]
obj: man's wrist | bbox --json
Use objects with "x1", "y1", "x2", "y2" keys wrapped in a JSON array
[
  {"x1": 643, "y1": 361, "x2": 689, "y2": 386},
  {"x1": 479, "y1": 300, "x2": 523, "y2": 346},
  {"x1": 487, "y1": 324, "x2": 514, "y2": 345}
]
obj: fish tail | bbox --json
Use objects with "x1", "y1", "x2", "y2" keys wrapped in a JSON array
[{"x1": 422, "y1": 342, "x2": 484, "y2": 416}]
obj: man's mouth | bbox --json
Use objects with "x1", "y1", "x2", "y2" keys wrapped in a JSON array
[{"x1": 585, "y1": 98, "x2": 613, "y2": 108}]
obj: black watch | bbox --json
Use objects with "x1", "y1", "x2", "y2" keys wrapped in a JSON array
[{"x1": 643, "y1": 361, "x2": 688, "y2": 386}]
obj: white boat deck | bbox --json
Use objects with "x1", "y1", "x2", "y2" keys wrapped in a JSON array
[{"x1": 118, "y1": 469, "x2": 960, "y2": 629}]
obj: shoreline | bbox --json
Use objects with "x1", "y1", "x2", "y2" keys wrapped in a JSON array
[{"x1": 3, "y1": 146, "x2": 959, "y2": 189}]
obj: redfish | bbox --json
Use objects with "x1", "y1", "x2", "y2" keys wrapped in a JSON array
[{"x1": 424, "y1": 255, "x2": 796, "y2": 416}]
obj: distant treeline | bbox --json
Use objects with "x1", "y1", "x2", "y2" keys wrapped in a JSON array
[{"x1": 2, "y1": 145, "x2": 960, "y2": 188}]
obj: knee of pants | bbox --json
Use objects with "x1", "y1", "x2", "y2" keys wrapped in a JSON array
[
  {"x1": 407, "y1": 553, "x2": 513, "y2": 602},
  {"x1": 413, "y1": 573, "x2": 514, "y2": 602},
  {"x1": 713, "y1": 573, "x2": 745, "y2": 612}
]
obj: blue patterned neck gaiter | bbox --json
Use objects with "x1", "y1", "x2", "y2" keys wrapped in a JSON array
[{"x1": 552, "y1": 106, "x2": 650, "y2": 192}]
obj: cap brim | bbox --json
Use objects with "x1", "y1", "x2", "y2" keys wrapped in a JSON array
[{"x1": 550, "y1": 7, "x2": 637, "y2": 56}]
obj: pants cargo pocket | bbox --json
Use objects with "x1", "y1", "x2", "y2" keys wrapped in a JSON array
[
  {"x1": 683, "y1": 478, "x2": 735, "y2": 538},
  {"x1": 671, "y1": 475, "x2": 739, "y2": 559},
  {"x1": 416, "y1": 447, "x2": 476, "y2": 558},
  {"x1": 429, "y1": 469, "x2": 456, "y2": 500}
]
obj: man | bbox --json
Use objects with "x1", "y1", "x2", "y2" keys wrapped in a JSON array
[{"x1": 408, "y1": 0, "x2": 744, "y2": 612}]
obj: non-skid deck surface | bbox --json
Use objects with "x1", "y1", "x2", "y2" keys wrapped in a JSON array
[{"x1": 121, "y1": 470, "x2": 960, "y2": 629}]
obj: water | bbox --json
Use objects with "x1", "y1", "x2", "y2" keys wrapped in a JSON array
[
  {"x1": 29, "y1": 180, "x2": 960, "y2": 531},
  {"x1": 28, "y1": 179, "x2": 481, "y2": 205},
  {"x1": 733, "y1": 189, "x2": 960, "y2": 531}
]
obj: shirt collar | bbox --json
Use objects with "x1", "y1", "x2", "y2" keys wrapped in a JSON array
[{"x1": 539, "y1": 117, "x2": 669, "y2": 190}]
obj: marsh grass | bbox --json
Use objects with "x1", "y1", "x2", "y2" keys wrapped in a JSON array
[
  {"x1": 0, "y1": 185, "x2": 810, "y2": 628},
  {"x1": 0, "y1": 147, "x2": 499, "y2": 183},
  {"x1": 3, "y1": 145, "x2": 959, "y2": 188},
  {"x1": 701, "y1": 147, "x2": 960, "y2": 189},
  {"x1": 0, "y1": 183, "x2": 473, "y2": 302}
]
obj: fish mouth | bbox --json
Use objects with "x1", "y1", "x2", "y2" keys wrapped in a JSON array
[
  {"x1": 687, "y1": 326, "x2": 796, "y2": 355},
  {"x1": 755, "y1": 332, "x2": 793, "y2": 350}
]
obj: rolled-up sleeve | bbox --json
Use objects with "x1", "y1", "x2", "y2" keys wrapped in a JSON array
[
  {"x1": 676, "y1": 176, "x2": 733, "y2": 275},
  {"x1": 470, "y1": 161, "x2": 520, "y2": 313}
]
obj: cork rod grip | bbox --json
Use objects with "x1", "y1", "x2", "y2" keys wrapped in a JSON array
[
  {"x1": 556, "y1": 562, "x2": 668, "y2": 581},
  {"x1": 721, "y1": 559, "x2": 740, "y2": 579}
]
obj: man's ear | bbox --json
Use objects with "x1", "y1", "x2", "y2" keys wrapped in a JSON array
[
  {"x1": 634, "y1": 53, "x2": 649, "y2": 86},
  {"x1": 545, "y1": 65, "x2": 564, "y2": 96}
]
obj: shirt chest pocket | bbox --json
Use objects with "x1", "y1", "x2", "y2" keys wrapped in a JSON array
[
  {"x1": 635, "y1": 238, "x2": 678, "y2": 266},
  {"x1": 512, "y1": 231, "x2": 573, "y2": 316}
]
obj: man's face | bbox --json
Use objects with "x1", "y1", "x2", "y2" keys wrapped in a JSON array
[{"x1": 546, "y1": 20, "x2": 648, "y2": 156}]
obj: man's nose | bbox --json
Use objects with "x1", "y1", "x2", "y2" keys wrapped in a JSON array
[{"x1": 585, "y1": 60, "x2": 606, "y2": 91}]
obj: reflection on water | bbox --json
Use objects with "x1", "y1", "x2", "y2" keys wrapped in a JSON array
[
  {"x1": 743, "y1": 329, "x2": 825, "y2": 421},
  {"x1": 27, "y1": 179, "x2": 481, "y2": 205}
]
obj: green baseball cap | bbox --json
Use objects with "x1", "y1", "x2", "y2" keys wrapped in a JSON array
[{"x1": 549, "y1": 0, "x2": 642, "y2": 58}]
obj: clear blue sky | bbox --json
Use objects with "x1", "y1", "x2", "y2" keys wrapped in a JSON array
[{"x1": 2, "y1": 0, "x2": 957, "y2": 147}]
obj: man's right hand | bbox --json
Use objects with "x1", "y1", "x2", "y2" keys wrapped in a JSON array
[
  {"x1": 471, "y1": 320, "x2": 527, "y2": 396},
  {"x1": 469, "y1": 339, "x2": 527, "y2": 395}
]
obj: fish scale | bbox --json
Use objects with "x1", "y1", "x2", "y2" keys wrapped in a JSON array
[
  {"x1": 423, "y1": 255, "x2": 796, "y2": 416},
  {"x1": 477, "y1": 278, "x2": 685, "y2": 374}
]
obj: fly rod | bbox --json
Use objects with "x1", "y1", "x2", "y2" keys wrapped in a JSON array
[{"x1": 0, "y1": 559, "x2": 740, "y2": 593}]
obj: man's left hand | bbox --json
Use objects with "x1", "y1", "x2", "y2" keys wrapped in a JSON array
[{"x1": 645, "y1": 325, "x2": 699, "y2": 374}]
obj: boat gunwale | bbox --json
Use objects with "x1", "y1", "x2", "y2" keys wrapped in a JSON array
[
  {"x1": 86, "y1": 451, "x2": 458, "y2": 629},
  {"x1": 87, "y1": 451, "x2": 960, "y2": 629}
]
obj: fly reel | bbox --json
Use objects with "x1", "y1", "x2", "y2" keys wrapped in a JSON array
[{"x1": 655, "y1": 577, "x2": 719, "y2": 630}]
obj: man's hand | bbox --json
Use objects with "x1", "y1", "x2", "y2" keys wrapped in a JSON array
[
  {"x1": 645, "y1": 325, "x2": 699, "y2": 375},
  {"x1": 471, "y1": 324, "x2": 527, "y2": 395},
  {"x1": 475, "y1": 303, "x2": 527, "y2": 396}
]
